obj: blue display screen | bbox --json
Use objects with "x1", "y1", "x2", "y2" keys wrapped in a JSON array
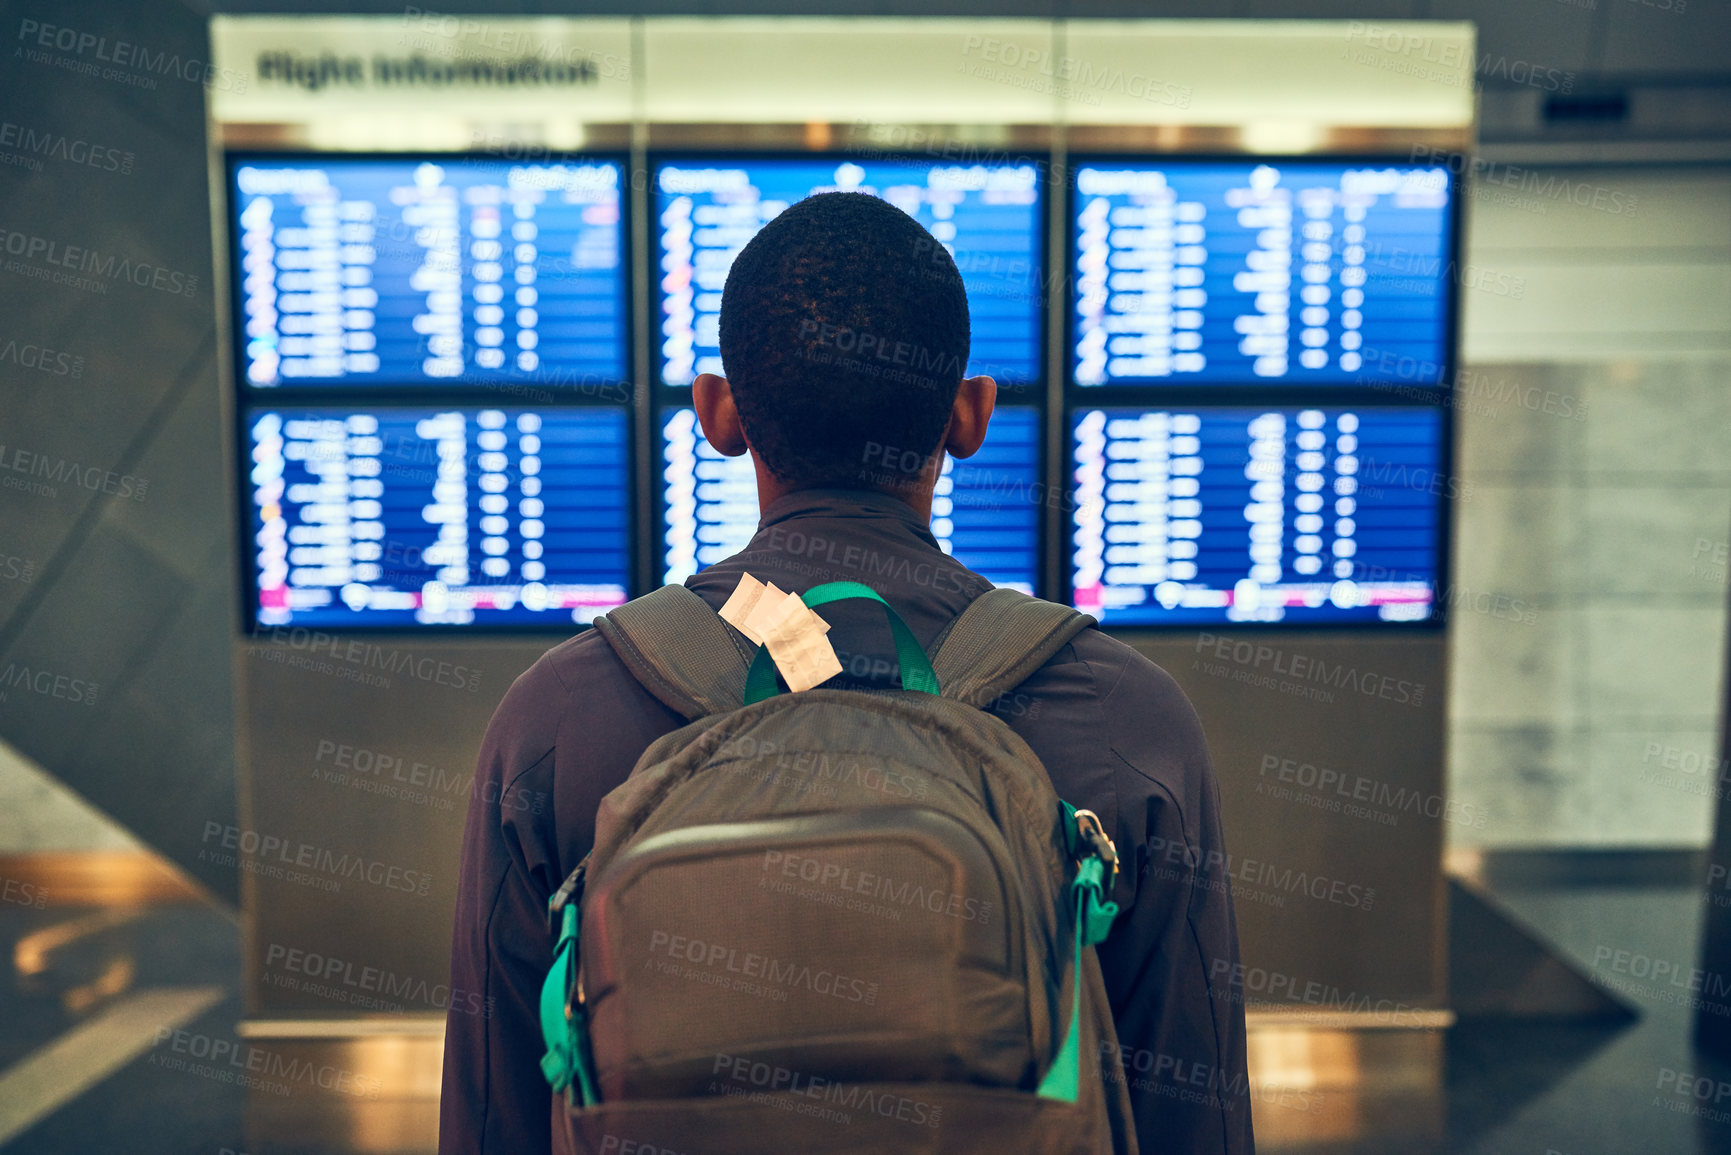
[
  {"x1": 1071, "y1": 162, "x2": 1452, "y2": 386},
  {"x1": 655, "y1": 158, "x2": 1042, "y2": 388},
  {"x1": 1071, "y1": 406, "x2": 1443, "y2": 625},
  {"x1": 247, "y1": 407, "x2": 629, "y2": 628},
  {"x1": 229, "y1": 157, "x2": 627, "y2": 389},
  {"x1": 661, "y1": 406, "x2": 1042, "y2": 593}
]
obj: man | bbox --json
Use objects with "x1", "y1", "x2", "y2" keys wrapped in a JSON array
[{"x1": 441, "y1": 190, "x2": 1253, "y2": 1154}]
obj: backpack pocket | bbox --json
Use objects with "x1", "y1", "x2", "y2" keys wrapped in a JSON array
[
  {"x1": 561, "y1": 1080, "x2": 1103, "y2": 1155},
  {"x1": 581, "y1": 807, "x2": 1031, "y2": 1101}
]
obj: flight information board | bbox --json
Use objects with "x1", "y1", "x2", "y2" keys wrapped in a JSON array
[
  {"x1": 230, "y1": 157, "x2": 627, "y2": 388},
  {"x1": 247, "y1": 407, "x2": 629, "y2": 628},
  {"x1": 1071, "y1": 406, "x2": 1443, "y2": 625},
  {"x1": 661, "y1": 406, "x2": 1042, "y2": 593},
  {"x1": 1071, "y1": 162, "x2": 1452, "y2": 386},
  {"x1": 655, "y1": 158, "x2": 1043, "y2": 388}
]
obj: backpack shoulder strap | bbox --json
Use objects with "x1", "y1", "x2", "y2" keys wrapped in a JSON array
[
  {"x1": 594, "y1": 585, "x2": 754, "y2": 721},
  {"x1": 930, "y1": 588, "x2": 1096, "y2": 710}
]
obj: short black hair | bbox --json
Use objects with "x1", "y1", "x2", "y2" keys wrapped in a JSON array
[{"x1": 718, "y1": 190, "x2": 970, "y2": 491}]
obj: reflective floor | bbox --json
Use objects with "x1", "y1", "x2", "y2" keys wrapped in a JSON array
[{"x1": 0, "y1": 881, "x2": 1728, "y2": 1153}]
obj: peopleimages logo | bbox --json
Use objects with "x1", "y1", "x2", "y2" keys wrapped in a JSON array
[
  {"x1": 199, "y1": 822, "x2": 433, "y2": 897},
  {"x1": 253, "y1": 627, "x2": 482, "y2": 692},
  {"x1": 1205, "y1": 959, "x2": 1431, "y2": 1025},
  {"x1": 1354, "y1": 243, "x2": 1526, "y2": 301},
  {"x1": 150, "y1": 1028, "x2": 379, "y2": 1099},
  {"x1": 1656, "y1": 1066, "x2": 1731, "y2": 1125},
  {"x1": 1257, "y1": 753, "x2": 1488, "y2": 830},
  {"x1": 0, "y1": 442, "x2": 147, "y2": 500},
  {"x1": 1193, "y1": 633, "x2": 1426, "y2": 708},
  {"x1": 313, "y1": 739, "x2": 544, "y2": 813},
  {"x1": 1410, "y1": 146, "x2": 1639, "y2": 217},
  {"x1": 400, "y1": 6, "x2": 632, "y2": 80},
  {"x1": 1149, "y1": 834, "x2": 1376, "y2": 911},
  {"x1": 263, "y1": 942, "x2": 492, "y2": 1017},
  {"x1": 0, "y1": 662, "x2": 98, "y2": 706},
  {"x1": 0, "y1": 336, "x2": 83, "y2": 378},
  {"x1": 1344, "y1": 23, "x2": 1575, "y2": 93},
  {"x1": 15, "y1": 18, "x2": 249, "y2": 92},
  {"x1": 710, "y1": 1053, "x2": 944, "y2": 1128},
  {"x1": 647, "y1": 930, "x2": 880, "y2": 1005},
  {"x1": 2, "y1": 875, "x2": 48, "y2": 909},
  {"x1": 1355, "y1": 346, "x2": 1589, "y2": 422},
  {"x1": 760, "y1": 848, "x2": 993, "y2": 924},
  {"x1": 0, "y1": 119, "x2": 134, "y2": 175},
  {"x1": 958, "y1": 34, "x2": 1192, "y2": 108},
  {"x1": 0, "y1": 227, "x2": 199, "y2": 297}
]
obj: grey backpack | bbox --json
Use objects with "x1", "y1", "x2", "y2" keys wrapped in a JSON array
[{"x1": 540, "y1": 581, "x2": 1137, "y2": 1155}]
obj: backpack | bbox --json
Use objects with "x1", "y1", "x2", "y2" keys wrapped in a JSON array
[{"x1": 539, "y1": 580, "x2": 1138, "y2": 1155}]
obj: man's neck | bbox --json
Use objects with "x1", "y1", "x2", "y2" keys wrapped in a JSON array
[{"x1": 751, "y1": 454, "x2": 934, "y2": 524}]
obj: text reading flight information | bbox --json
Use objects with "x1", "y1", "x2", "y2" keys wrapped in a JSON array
[
  {"x1": 1073, "y1": 162, "x2": 1452, "y2": 386},
  {"x1": 231, "y1": 159, "x2": 627, "y2": 388}
]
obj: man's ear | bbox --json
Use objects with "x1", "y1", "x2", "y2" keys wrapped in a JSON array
[
  {"x1": 943, "y1": 375, "x2": 997, "y2": 461},
  {"x1": 692, "y1": 372, "x2": 749, "y2": 456}
]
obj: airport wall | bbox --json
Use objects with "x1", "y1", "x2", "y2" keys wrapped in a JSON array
[
  {"x1": 1450, "y1": 167, "x2": 1731, "y2": 848},
  {"x1": 0, "y1": 0, "x2": 239, "y2": 899}
]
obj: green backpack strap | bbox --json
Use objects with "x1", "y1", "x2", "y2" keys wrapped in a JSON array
[
  {"x1": 605, "y1": 581, "x2": 943, "y2": 712},
  {"x1": 742, "y1": 581, "x2": 940, "y2": 704},
  {"x1": 540, "y1": 859, "x2": 599, "y2": 1105},
  {"x1": 1037, "y1": 802, "x2": 1121, "y2": 1104},
  {"x1": 595, "y1": 585, "x2": 756, "y2": 721},
  {"x1": 929, "y1": 588, "x2": 1096, "y2": 711}
]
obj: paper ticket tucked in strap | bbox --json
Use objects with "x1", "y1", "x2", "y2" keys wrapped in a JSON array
[
  {"x1": 758, "y1": 588, "x2": 843, "y2": 693},
  {"x1": 742, "y1": 580, "x2": 806, "y2": 646},
  {"x1": 717, "y1": 572, "x2": 842, "y2": 692},
  {"x1": 718, "y1": 572, "x2": 772, "y2": 643}
]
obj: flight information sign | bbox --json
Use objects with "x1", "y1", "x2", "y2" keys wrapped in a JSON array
[
  {"x1": 1071, "y1": 405, "x2": 1443, "y2": 625},
  {"x1": 1071, "y1": 161, "x2": 1453, "y2": 386},
  {"x1": 655, "y1": 157, "x2": 1043, "y2": 388},
  {"x1": 661, "y1": 406, "x2": 1043, "y2": 593},
  {"x1": 229, "y1": 157, "x2": 628, "y2": 389},
  {"x1": 247, "y1": 406, "x2": 630, "y2": 628}
]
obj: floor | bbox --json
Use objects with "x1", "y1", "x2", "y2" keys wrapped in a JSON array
[
  {"x1": 0, "y1": 884, "x2": 1728, "y2": 1153},
  {"x1": 1440, "y1": 884, "x2": 1731, "y2": 1155}
]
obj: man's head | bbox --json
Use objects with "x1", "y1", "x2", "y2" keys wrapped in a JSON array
[{"x1": 694, "y1": 190, "x2": 995, "y2": 509}]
